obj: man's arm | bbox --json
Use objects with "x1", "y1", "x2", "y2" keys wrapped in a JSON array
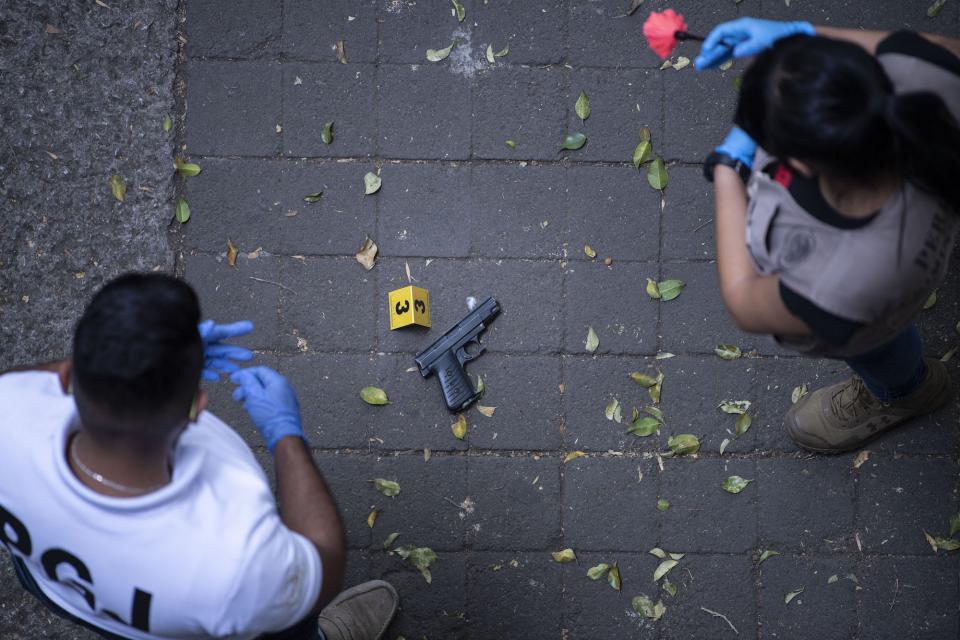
[
  {"x1": 713, "y1": 166, "x2": 811, "y2": 336},
  {"x1": 1, "y1": 359, "x2": 70, "y2": 392},
  {"x1": 274, "y1": 436, "x2": 346, "y2": 615}
]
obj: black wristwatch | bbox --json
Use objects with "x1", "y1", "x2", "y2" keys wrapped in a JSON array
[{"x1": 703, "y1": 151, "x2": 751, "y2": 184}]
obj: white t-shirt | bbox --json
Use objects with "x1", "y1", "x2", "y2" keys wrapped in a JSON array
[{"x1": 0, "y1": 371, "x2": 322, "y2": 639}]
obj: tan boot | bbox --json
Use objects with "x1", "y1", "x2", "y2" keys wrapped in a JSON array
[
  {"x1": 317, "y1": 580, "x2": 398, "y2": 640},
  {"x1": 785, "y1": 358, "x2": 952, "y2": 453}
]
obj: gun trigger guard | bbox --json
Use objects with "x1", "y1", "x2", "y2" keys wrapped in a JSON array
[{"x1": 457, "y1": 339, "x2": 484, "y2": 364}]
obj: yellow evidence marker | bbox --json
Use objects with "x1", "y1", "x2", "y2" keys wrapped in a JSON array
[{"x1": 388, "y1": 285, "x2": 431, "y2": 330}]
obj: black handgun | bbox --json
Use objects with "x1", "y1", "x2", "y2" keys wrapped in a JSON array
[{"x1": 414, "y1": 297, "x2": 501, "y2": 412}]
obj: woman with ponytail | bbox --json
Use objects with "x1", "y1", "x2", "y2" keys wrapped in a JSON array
[{"x1": 696, "y1": 20, "x2": 960, "y2": 452}]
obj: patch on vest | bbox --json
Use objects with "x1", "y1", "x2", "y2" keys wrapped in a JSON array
[{"x1": 780, "y1": 229, "x2": 816, "y2": 268}]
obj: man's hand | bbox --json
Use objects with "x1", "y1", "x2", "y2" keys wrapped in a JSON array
[
  {"x1": 198, "y1": 320, "x2": 254, "y2": 381},
  {"x1": 716, "y1": 127, "x2": 758, "y2": 171},
  {"x1": 230, "y1": 366, "x2": 305, "y2": 453},
  {"x1": 695, "y1": 18, "x2": 815, "y2": 69}
]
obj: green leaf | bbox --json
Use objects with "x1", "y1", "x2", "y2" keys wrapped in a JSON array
[
  {"x1": 657, "y1": 279, "x2": 685, "y2": 301},
  {"x1": 604, "y1": 397, "x2": 622, "y2": 423},
  {"x1": 827, "y1": 574, "x2": 839, "y2": 584},
  {"x1": 925, "y1": 531, "x2": 960, "y2": 552},
  {"x1": 647, "y1": 156, "x2": 668, "y2": 190},
  {"x1": 735, "y1": 413, "x2": 752, "y2": 437},
  {"x1": 923, "y1": 290, "x2": 937, "y2": 309},
  {"x1": 321, "y1": 121, "x2": 334, "y2": 145},
  {"x1": 586, "y1": 563, "x2": 610, "y2": 580},
  {"x1": 561, "y1": 132, "x2": 587, "y2": 151},
  {"x1": 363, "y1": 171, "x2": 382, "y2": 195},
  {"x1": 607, "y1": 563, "x2": 621, "y2": 591},
  {"x1": 175, "y1": 160, "x2": 202, "y2": 177},
  {"x1": 175, "y1": 198, "x2": 190, "y2": 224},
  {"x1": 672, "y1": 56, "x2": 690, "y2": 71},
  {"x1": 426, "y1": 40, "x2": 457, "y2": 62},
  {"x1": 486, "y1": 44, "x2": 495, "y2": 64},
  {"x1": 403, "y1": 546, "x2": 437, "y2": 583},
  {"x1": 505, "y1": 139, "x2": 517, "y2": 149},
  {"x1": 451, "y1": 0, "x2": 465, "y2": 22},
  {"x1": 631, "y1": 595, "x2": 665, "y2": 620},
  {"x1": 575, "y1": 91, "x2": 591, "y2": 121},
  {"x1": 649, "y1": 548, "x2": 667, "y2": 559},
  {"x1": 645, "y1": 278, "x2": 661, "y2": 300},
  {"x1": 653, "y1": 559, "x2": 678, "y2": 582},
  {"x1": 627, "y1": 416, "x2": 660, "y2": 437},
  {"x1": 632, "y1": 140, "x2": 652, "y2": 169},
  {"x1": 494, "y1": 45, "x2": 509, "y2": 57},
  {"x1": 552, "y1": 548, "x2": 577, "y2": 563},
  {"x1": 474, "y1": 374, "x2": 486, "y2": 396},
  {"x1": 667, "y1": 434, "x2": 700, "y2": 456},
  {"x1": 650, "y1": 371, "x2": 664, "y2": 405},
  {"x1": 639, "y1": 126, "x2": 651, "y2": 142},
  {"x1": 383, "y1": 532, "x2": 400, "y2": 548},
  {"x1": 372, "y1": 478, "x2": 401, "y2": 497},
  {"x1": 784, "y1": 586, "x2": 804, "y2": 604},
  {"x1": 715, "y1": 344, "x2": 742, "y2": 360},
  {"x1": 721, "y1": 475, "x2": 753, "y2": 494},
  {"x1": 719, "y1": 399, "x2": 751, "y2": 414},
  {"x1": 719, "y1": 437, "x2": 730, "y2": 455},
  {"x1": 644, "y1": 406, "x2": 664, "y2": 421},
  {"x1": 733, "y1": 75, "x2": 743, "y2": 92},
  {"x1": 657, "y1": 499, "x2": 670, "y2": 511},
  {"x1": 162, "y1": 114, "x2": 172, "y2": 132},
  {"x1": 662, "y1": 579, "x2": 678, "y2": 597},
  {"x1": 360, "y1": 386, "x2": 390, "y2": 405},
  {"x1": 928, "y1": 0, "x2": 947, "y2": 17},
  {"x1": 791, "y1": 384, "x2": 809, "y2": 404},
  {"x1": 950, "y1": 513, "x2": 960, "y2": 537},
  {"x1": 109, "y1": 174, "x2": 126, "y2": 202},
  {"x1": 630, "y1": 372, "x2": 658, "y2": 388},
  {"x1": 585, "y1": 326, "x2": 599, "y2": 353},
  {"x1": 303, "y1": 191, "x2": 324, "y2": 203},
  {"x1": 758, "y1": 550, "x2": 780, "y2": 564}
]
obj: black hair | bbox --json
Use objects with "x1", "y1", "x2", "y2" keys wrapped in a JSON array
[
  {"x1": 72, "y1": 274, "x2": 203, "y2": 439},
  {"x1": 735, "y1": 34, "x2": 960, "y2": 213}
]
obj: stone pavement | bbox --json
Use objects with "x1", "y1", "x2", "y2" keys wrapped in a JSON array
[
  {"x1": 178, "y1": 1, "x2": 960, "y2": 638},
  {"x1": 3, "y1": 0, "x2": 960, "y2": 638}
]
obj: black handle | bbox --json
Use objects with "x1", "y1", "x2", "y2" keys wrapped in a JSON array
[{"x1": 435, "y1": 349, "x2": 480, "y2": 412}]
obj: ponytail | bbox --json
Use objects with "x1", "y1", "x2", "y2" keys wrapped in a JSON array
[{"x1": 884, "y1": 91, "x2": 960, "y2": 214}]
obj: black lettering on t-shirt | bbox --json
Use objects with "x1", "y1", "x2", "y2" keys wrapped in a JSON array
[
  {"x1": 42, "y1": 548, "x2": 96, "y2": 611},
  {"x1": 0, "y1": 504, "x2": 32, "y2": 556}
]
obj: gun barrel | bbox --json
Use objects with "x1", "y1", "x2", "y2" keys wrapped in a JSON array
[{"x1": 414, "y1": 297, "x2": 500, "y2": 375}]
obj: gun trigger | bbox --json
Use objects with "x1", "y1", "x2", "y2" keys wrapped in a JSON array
[{"x1": 458, "y1": 339, "x2": 484, "y2": 363}]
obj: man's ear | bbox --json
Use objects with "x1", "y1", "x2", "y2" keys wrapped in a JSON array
[
  {"x1": 60, "y1": 360, "x2": 73, "y2": 395},
  {"x1": 195, "y1": 389, "x2": 209, "y2": 418},
  {"x1": 786, "y1": 158, "x2": 814, "y2": 177}
]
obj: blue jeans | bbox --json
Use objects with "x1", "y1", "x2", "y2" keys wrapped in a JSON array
[{"x1": 844, "y1": 325, "x2": 927, "y2": 403}]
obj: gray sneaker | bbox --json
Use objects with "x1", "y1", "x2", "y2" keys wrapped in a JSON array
[
  {"x1": 785, "y1": 357, "x2": 952, "y2": 453},
  {"x1": 317, "y1": 580, "x2": 399, "y2": 640}
]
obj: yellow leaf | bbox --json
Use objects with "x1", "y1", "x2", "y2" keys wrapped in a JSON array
[
  {"x1": 584, "y1": 244, "x2": 597, "y2": 259},
  {"x1": 563, "y1": 450, "x2": 586, "y2": 464},
  {"x1": 367, "y1": 509, "x2": 378, "y2": 529},
  {"x1": 452, "y1": 414, "x2": 468, "y2": 440},
  {"x1": 109, "y1": 174, "x2": 126, "y2": 202},
  {"x1": 477, "y1": 405, "x2": 496, "y2": 417},
  {"x1": 552, "y1": 548, "x2": 577, "y2": 563}
]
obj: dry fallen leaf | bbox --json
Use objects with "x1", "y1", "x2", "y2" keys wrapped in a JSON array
[
  {"x1": 585, "y1": 326, "x2": 599, "y2": 353},
  {"x1": 477, "y1": 405, "x2": 496, "y2": 417},
  {"x1": 451, "y1": 414, "x2": 468, "y2": 440},
  {"x1": 584, "y1": 244, "x2": 597, "y2": 259},
  {"x1": 784, "y1": 586, "x2": 805, "y2": 604},
  {"x1": 563, "y1": 450, "x2": 586, "y2": 464},
  {"x1": 552, "y1": 548, "x2": 577, "y2": 563},
  {"x1": 367, "y1": 509, "x2": 378, "y2": 529},
  {"x1": 607, "y1": 563, "x2": 622, "y2": 591},
  {"x1": 852, "y1": 450, "x2": 871, "y2": 469},
  {"x1": 653, "y1": 559, "x2": 678, "y2": 582},
  {"x1": 226, "y1": 239, "x2": 238, "y2": 267},
  {"x1": 335, "y1": 39, "x2": 347, "y2": 63},
  {"x1": 45, "y1": 23, "x2": 62, "y2": 34},
  {"x1": 791, "y1": 384, "x2": 809, "y2": 404},
  {"x1": 355, "y1": 236, "x2": 378, "y2": 270}
]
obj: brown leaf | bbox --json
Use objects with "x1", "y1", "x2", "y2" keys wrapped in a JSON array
[
  {"x1": 45, "y1": 24, "x2": 63, "y2": 34},
  {"x1": 226, "y1": 239, "x2": 238, "y2": 267},
  {"x1": 355, "y1": 236, "x2": 378, "y2": 270},
  {"x1": 852, "y1": 450, "x2": 871, "y2": 470},
  {"x1": 477, "y1": 405, "x2": 496, "y2": 417},
  {"x1": 563, "y1": 451, "x2": 586, "y2": 464},
  {"x1": 335, "y1": 39, "x2": 347, "y2": 64}
]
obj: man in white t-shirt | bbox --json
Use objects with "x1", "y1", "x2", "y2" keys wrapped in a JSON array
[{"x1": 0, "y1": 273, "x2": 398, "y2": 639}]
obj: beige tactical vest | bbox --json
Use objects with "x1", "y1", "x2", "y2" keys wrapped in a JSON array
[{"x1": 744, "y1": 51, "x2": 959, "y2": 358}]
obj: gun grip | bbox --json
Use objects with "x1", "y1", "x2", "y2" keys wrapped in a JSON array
[{"x1": 435, "y1": 349, "x2": 480, "y2": 412}]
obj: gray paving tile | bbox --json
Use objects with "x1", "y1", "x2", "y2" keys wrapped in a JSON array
[
  {"x1": 467, "y1": 456, "x2": 562, "y2": 550},
  {"x1": 661, "y1": 166, "x2": 716, "y2": 261},
  {"x1": 470, "y1": 0, "x2": 567, "y2": 66},
  {"x1": 563, "y1": 457, "x2": 659, "y2": 550},
  {"x1": 564, "y1": 165, "x2": 661, "y2": 262},
  {"x1": 378, "y1": 0, "x2": 476, "y2": 64},
  {"x1": 374, "y1": 551, "x2": 468, "y2": 639},
  {"x1": 564, "y1": 261, "x2": 660, "y2": 355},
  {"x1": 186, "y1": 61, "x2": 281, "y2": 156},
  {"x1": 757, "y1": 457, "x2": 856, "y2": 553},
  {"x1": 472, "y1": 66, "x2": 568, "y2": 161},
  {"x1": 187, "y1": 0, "x2": 281, "y2": 59},
  {"x1": 662, "y1": 67, "x2": 738, "y2": 163},
  {"x1": 282, "y1": 63, "x2": 377, "y2": 158},
  {"x1": 284, "y1": 0, "x2": 378, "y2": 63},
  {"x1": 660, "y1": 457, "x2": 758, "y2": 553},
  {"x1": 659, "y1": 554, "x2": 755, "y2": 640}
]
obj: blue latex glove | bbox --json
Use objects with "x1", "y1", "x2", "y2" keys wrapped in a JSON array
[
  {"x1": 695, "y1": 18, "x2": 815, "y2": 70},
  {"x1": 716, "y1": 127, "x2": 758, "y2": 170},
  {"x1": 198, "y1": 320, "x2": 254, "y2": 381},
  {"x1": 230, "y1": 366, "x2": 305, "y2": 453}
]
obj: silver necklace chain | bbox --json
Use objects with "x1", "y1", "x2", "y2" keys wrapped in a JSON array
[{"x1": 69, "y1": 436, "x2": 168, "y2": 496}]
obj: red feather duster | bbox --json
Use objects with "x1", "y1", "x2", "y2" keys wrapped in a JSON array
[{"x1": 643, "y1": 9, "x2": 699, "y2": 59}]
